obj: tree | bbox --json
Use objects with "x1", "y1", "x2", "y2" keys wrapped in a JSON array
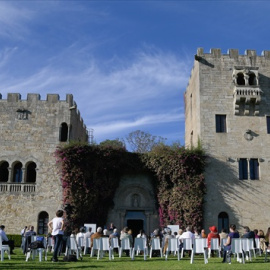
[
  {"x1": 99, "y1": 139, "x2": 126, "y2": 150},
  {"x1": 126, "y1": 130, "x2": 166, "y2": 153}
]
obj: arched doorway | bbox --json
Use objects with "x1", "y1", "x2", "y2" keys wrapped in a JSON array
[
  {"x1": 125, "y1": 211, "x2": 146, "y2": 239},
  {"x1": 218, "y1": 212, "x2": 229, "y2": 233},
  {"x1": 38, "y1": 211, "x2": 49, "y2": 234},
  {"x1": 106, "y1": 174, "x2": 159, "y2": 236}
]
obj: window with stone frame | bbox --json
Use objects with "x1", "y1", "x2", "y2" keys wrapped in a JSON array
[
  {"x1": 238, "y1": 158, "x2": 259, "y2": 180},
  {"x1": 239, "y1": 158, "x2": 248, "y2": 180},
  {"x1": 249, "y1": 159, "x2": 259, "y2": 180},
  {"x1": 59, "y1": 122, "x2": 68, "y2": 142},
  {"x1": 38, "y1": 211, "x2": 49, "y2": 235},
  {"x1": 13, "y1": 162, "x2": 23, "y2": 183},
  {"x1": 25, "y1": 162, "x2": 36, "y2": 183},
  {"x1": 215, "y1": 115, "x2": 226, "y2": 133},
  {"x1": 218, "y1": 212, "x2": 229, "y2": 233},
  {"x1": 0, "y1": 161, "x2": 9, "y2": 182}
]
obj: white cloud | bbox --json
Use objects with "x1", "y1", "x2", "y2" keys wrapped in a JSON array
[
  {"x1": 90, "y1": 110, "x2": 184, "y2": 134},
  {"x1": 0, "y1": 41, "x2": 191, "y2": 144},
  {"x1": 0, "y1": 2, "x2": 34, "y2": 39}
]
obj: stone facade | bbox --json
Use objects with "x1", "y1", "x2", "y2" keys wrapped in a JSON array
[
  {"x1": 185, "y1": 48, "x2": 270, "y2": 233},
  {"x1": 107, "y1": 174, "x2": 159, "y2": 237},
  {"x1": 0, "y1": 93, "x2": 88, "y2": 234}
]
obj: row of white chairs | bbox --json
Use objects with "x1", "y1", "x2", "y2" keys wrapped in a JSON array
[
  {"x1": 73, "y1": 236, "x2": 209, "y2": 264},
  {"x1": 67, "y1": 237, "x2": 150, "y2": 260}
]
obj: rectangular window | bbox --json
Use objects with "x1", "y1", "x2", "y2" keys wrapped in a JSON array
[
  {"x1": 250, "y1": 159, "x2": 259, "y2": 180},
  {"x1": 267, "y1": 116, "x2": 270, "y2": 134},
  {"x1": 216, "y1": 115, "x2": 226, "y2": 133},
  {"x1": 239, "y1": 158, "x2": 248, "y2": 180}
]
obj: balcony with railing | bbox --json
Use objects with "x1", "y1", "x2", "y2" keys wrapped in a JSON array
[
  {"x1": 0, "y1": 183, "x2": 36, "y2": 194},
  {"x1": 233, "y1": 86, "x2": 262, "y2": 115}
]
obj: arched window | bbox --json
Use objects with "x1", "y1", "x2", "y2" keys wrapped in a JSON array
[
  {"x1": 249, "y1": 72, "x2": 257, "y2": 86},
  {"x1": 13, "y1": 162, "x2": 23, "y2": 183},
  {"x1": 59, "y1": 122, "x2": 68, "y2": 142},
  {"x1": 0, "y1": 161, "x2": 9, "y2": 182},
  {"x1": 218, "y1": 212, "x2": 229, "y2": 233},
  {"x1": 38, "y1": 211, "x2": 49, "y2": 235},
  {"x1": 237, "y1": 73, "x2": 245, "y2": 85},
  {"x1": 25, "y1": 162, "x2": 36, "y2": 183}
]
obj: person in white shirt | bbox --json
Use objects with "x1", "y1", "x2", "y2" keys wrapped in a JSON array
[
  {"x1": 179, "y1": 225, "x2": 195, "y2": 256},
  {"x1": 0, "y1": 225, "x2": 15, "y2": 254},
  {"x1": 179, "y1": 226, "x2": 195, "y2": 241},
  {"x1": 48, "y1": 210, "x2": 65, "y2": 262}
]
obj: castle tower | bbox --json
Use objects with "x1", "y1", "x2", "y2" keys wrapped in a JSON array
[
  {"x1": 185, "y1": 48, "x2": 270, "y2": 232},
  {"x1": 0, "y1": 93, "x2": 88, "y2": 233}
]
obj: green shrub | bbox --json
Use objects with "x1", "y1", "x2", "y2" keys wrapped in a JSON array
[{"x1": 7, "y1": 234, "x2": 22, "y2": 247}]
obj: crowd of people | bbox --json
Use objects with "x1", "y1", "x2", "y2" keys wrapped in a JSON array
[
  {"x1": 1, "y1": 213, "x2": 270, "y2": 264},
  {"x1": 69, "y1": 222, "x2": 270, "y2": 262}
]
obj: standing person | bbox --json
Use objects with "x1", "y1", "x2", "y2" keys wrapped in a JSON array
[
  {"x1": 20, "y1": 226, "x2": 27, "y2": 250},
  {"x1": 222, "y1": 224, "x2": 239, "y2": 263},
  {"x1": 25, "y1": 225, "x2": 37, "y2": 237},
  {"x1": 48, "y1": 210, "x2": 65, "y2": 262}
]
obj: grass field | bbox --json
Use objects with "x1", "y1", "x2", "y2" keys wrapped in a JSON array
[{"x1": 0, "y1": 248, "x2": 270, "y2": 270}]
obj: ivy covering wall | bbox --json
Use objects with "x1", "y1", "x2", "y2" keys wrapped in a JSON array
[{"x1": 55, "y1": 143, "x2": 206, "y2": 231}]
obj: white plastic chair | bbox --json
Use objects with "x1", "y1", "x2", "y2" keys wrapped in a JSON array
[
  {"x1": 77, "y1": 236, "x2": 85, "y2": 252},
  {"x1": 264, "y1": 246, "x2": 270, "y2": 262},
  {"x1": 241, "y1": 238, "x2": 252, "y2": 262},
  {"x1": 135, "y1": 237, "x2": 148, "y2": 256},
  {"x1": 46, "y1": 237, "x2": 54, "y2": 253},
  {"x1": 84, "y1": 237, "x2": 91, "y2": 255},
  {"x1": 45, "y1": 237, "x2": 54, "y2": 261},
  {"x1": 255, "y1": 238, "x2": 261, "y2": 256},
  {"x1": 149, "y1": 238, "x2": 162, "y2": 258},
  {"x1": 248, "y1": 238, "x2": 256, "y2": 258},
  {"x1": 208, "y1": 238, "x2": 221, "y2": 258},
  {"x1": 165, "y1": 238, "x2": 180, "y2": 261},
  {"x1": 119, "y1": 238, "x2": 132, "y2": 258},
  {"x1": 90, "y1": 238, "x2": 101, "y2": 259},
  {"x1": 110, "y1": 237, "x2": 120, "y2": 259},
  {"x1": 0, "y1": 236, "x2": 10, "y2": 261},
  {"x1": 180, "y1": 238, "x2": 193, "y2": 259},
  {"x1": 231, "y1": 238, "x2": 245, "y2": 264},
  {"x1": 190, "y1": 238, "x2": 208, "y2": 264},
  {"x1": 66, "y1": 236, "x2": 81, "y2": 260},
  {"x1": 26, "y1": 235, "x2": 46, "y2": 262},
  {"x1": 132, "y1": 238, "x2": 147, "y2": 260},
  {"x1": 99, "y1": 237, "x2": 112, "y2": 260}
]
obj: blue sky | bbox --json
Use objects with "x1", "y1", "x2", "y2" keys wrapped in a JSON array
[{"x1": 0, "y1": 1, "x2": 269, "y2": 146}]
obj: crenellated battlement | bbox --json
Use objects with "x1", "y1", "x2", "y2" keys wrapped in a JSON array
[
  {"x1": 0, "y1": 93, "x2": 74, "y2": 106},
  {"x1": 196, "y1": 48, "x2": 270, "y2": 59}
]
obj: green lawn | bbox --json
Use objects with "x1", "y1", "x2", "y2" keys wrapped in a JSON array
[{"x1": 0, "y1": 248, "x2": 270, "y2": 270}]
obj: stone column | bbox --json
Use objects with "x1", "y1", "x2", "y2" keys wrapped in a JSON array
[
  {"x1": 22, "y1": 168, "x2": 25, "y2": 183},
  {"x1": 145, "y1": 211, "x2": 150, "y2": 235},
  {"x1": 8, "y1": 167, "x2": 12, "y2": 183}
]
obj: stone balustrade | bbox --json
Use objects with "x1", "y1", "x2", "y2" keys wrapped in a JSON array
[{"x1": 0, "y1": 183, "x2": 36, "y2": 193}]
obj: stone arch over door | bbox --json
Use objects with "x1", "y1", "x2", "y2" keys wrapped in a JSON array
[{"x1": 106, "y1": 174, "x2": 159, "y2": 236}]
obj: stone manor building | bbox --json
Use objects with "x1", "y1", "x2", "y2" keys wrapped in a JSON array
[
  {"x1": 0, "y1": 93, "x2": 88, "y2": 234},
  {"x1": 0, "y1": 93, "x2": 159, "y2": 236},
  {"x1": 185, "y1": 48, "x2": 270, "y2": 232},
  {"x1": 4, "y1": 48, "x2": 269, "y2": 236}
]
